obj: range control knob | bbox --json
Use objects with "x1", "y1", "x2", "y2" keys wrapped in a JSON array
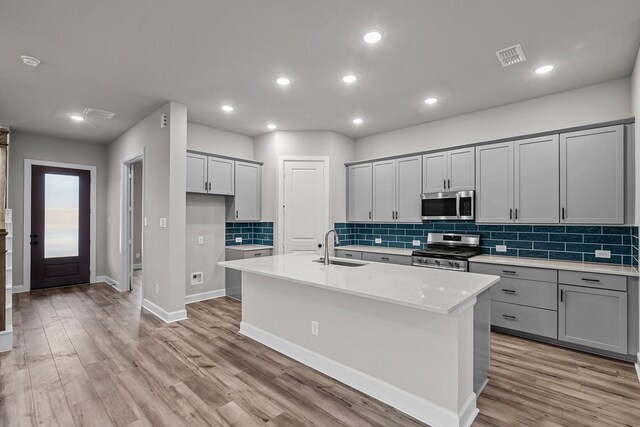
[
  {"x1": 448, "y1": 261, "x2": 454, "y2": 267},
  {"x1": 453, "y1": 262, "x2": 461, "y2": 269},
  {"x1": 435, "y1": 260, "x2": 441, "y2": 265}
]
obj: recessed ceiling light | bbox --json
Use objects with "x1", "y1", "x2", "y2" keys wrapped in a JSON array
[
  {"x1": 70, "y1": 115, "x2": 84, "y2": 122},
  {"x1": 535, "y1": 64, "x2": 554, "y2": 74},
  {"x1": 20, "y1": 55, "x2": 40, "y2": 67},
  {"x1": 352, "y1": 118, "x2": 364, "y2": 125},
  {"x1": 342, "y1": 75, "x2": 357, "y2": 83},
  {"x1": 267, "y1": 123, "x2": 277, "y2": 130},
  {"x1": 424, "y1": 97, "x2": 438, "y2": 105},
  {"x1": 276, "y1": 77, "x2": 291, "y2": 86},
  {"x1": 221, "y1": 105, "x2": 234, "y2": 112},
  {"x1": 362, "y1": 29, "x2": 383, "y2": 44}
]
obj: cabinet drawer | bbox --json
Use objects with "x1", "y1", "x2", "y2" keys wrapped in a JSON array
[
  {"x1": 243, "y1": 249, "x2": 272, "y2": 259},
  {"x1": 470, "y1": 263, "x2": 556, "y2": 283},
  {"x1": 491, "y1": 301, "x2": 557, "y2": 339},
  {"x1": 335, "y1": 250, "x2": 363, "y2": 260},
  {"x1": 558, "y1": 270, "x2": 626, "y2": 292},
  {"x1": 490, "y1": 278, "x2": 557, "y2": 310},
  {"x1": 362, "y1": 252, "x2": 412, "y2": 266}
]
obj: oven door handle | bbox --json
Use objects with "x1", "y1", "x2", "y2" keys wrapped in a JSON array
[{"x1": 456, "y1": 192, "x2": 461, "y2": 219}]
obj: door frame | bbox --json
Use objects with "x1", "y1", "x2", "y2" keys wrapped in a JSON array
[
  {"x1": 277, "y1": 156, "x2": 330, "y2": 254},
  {"x1": 120, "y1": 152, "x2": 144, "y2": 295},
  {"x1": 23, "y1": 159, "x2": 97, "y2": 292}
]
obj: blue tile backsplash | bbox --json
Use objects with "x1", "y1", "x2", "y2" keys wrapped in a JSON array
[
  {"x1": 226, "y1": 222, "x2": 273, "y2": 246},
  {"x1": 335, "y1": 221, "x2": 639, "y2": 267}
]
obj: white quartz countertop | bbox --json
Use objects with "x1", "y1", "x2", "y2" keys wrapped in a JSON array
[
  {"x1": 335, "y1": 245, "x2": 415, "y2": 256},
  {"x1": 218, "y1": 253, "x2": 499, "y2": 315},
  {"x1": 469, "y1": 255, "x2": 639, "y2": 277},
  {"x1": 225, "y1": 244, "x2": 274, "y2": 252}
]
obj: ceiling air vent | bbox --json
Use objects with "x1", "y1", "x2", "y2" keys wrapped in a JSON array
[
  {"x1": 495, "y1": 44, "x2": 526, "y2": 67},
  {"x1": 82, "y1": 107, "x2": 115, "y2": 120}
]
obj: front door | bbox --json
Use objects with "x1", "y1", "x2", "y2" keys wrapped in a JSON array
[
  {"x1": 31, "y1": 166, "x2": 90, "y2": 289},
  {"x1": 283, "y1": 160, "x2": 326, "y2": 253}
]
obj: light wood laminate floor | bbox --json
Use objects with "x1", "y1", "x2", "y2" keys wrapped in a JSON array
[{"x1": 1, "y1": 274, "x2": 639, "y2": 426}]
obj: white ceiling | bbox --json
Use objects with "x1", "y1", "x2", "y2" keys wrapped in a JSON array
[{"x1": 1, "y1": 0, "x2": 640, "y2": 144}]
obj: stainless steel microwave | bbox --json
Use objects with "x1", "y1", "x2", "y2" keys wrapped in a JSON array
[{"x1": 421, "y1": 191, "x2": 474, "y2": 221}]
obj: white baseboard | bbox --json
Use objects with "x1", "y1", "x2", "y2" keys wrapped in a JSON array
[
  {"x1": 0, "y1": 328, "x2": 13, "y2": 353},
  {"x1": 142, "y1": 298, "x2": 188, "y2": 324},
  {"x1": 240, "y1": 322, "x2": 476, "y2": 427},
  {"x1": 185, "y1": 289, "x2": 225, "y2": 304},
  {"x1": 95, "y1": 275, "x2": 121, "y2": 291},
  {"x1": 635, "y1": 353, "x2": 640, "y2": 384}
]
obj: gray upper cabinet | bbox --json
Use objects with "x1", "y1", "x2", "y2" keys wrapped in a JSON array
[
  {"x1": 514, "y1": 135, "x2": 559, "y2": 224},
  {"x1": 476, "y1": 142, "x2": 513, "y2": 223},
  {"x1": 227, "y1": 161, "x2": 261, "y2": 222},
  {"x1": 186, "y1": 153, "x2": 208, "y2": 194},
  {"x1": 347, "y1": 163, "x2": 373, "y2": 222},
  {"x1": 395, "y1": 156, "x2": 422, "y2": 222},
  {"x1": 372, "y1": 156, "x2": 421, "y2": 223},
  {"x1": 448, "y1": 148, "x2": 475, "y2": 191},
  {"x1": 422, "y1": 152, "x2": 447, "y2": 193},
  {"x1": 186, "y1": 152, "x2": 236, "y2": 196},
  {"x1": 372, "y1": 160, "x2": 396, "y2": 222},
  {"x1": 560, "y1": 125, "x2": 624, "y2": 224},
  {"x1": 208, "y1": 157, "x2": 235, "y2": 195},
  {"x1": 422, "y1": 148, "x2": 474, "y2": 193},
  {"x1": 558, "y1": 284, "x2": 627, "y2": 354}
]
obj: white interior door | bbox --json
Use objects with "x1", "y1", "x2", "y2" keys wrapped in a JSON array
[{"x1": 283, "y1": 160, "x2": 326, "y2": 254}]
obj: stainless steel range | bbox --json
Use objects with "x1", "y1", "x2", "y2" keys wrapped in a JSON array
[{"x1": 412, "y1": 233, "x2": 481, "y2": 271}]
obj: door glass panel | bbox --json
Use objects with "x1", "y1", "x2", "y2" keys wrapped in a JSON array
[{"x1": 44, "y1": 174, "x2": 79, "y2": 258}]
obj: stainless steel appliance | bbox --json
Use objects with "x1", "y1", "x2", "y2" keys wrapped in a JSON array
[
  {"x1": 421, "y1": 190, "x2": 474, "y2": 221},
  {"x1": 412, "y1": 233, "x2": 480, "y2": 271}
]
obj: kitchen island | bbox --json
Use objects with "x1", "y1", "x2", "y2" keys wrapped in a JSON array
[{"x1": 218, "y1": 253, "x2": 499, "y2": 427}]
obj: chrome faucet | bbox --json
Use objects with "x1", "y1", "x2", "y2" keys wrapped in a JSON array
[{"x1": 324, "y1": 229, "x2": 340, "y2": 265}]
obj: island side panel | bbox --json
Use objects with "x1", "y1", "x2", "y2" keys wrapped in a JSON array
[{"x1": 240, "y1": 272, "x2": 476, "y2": 425}]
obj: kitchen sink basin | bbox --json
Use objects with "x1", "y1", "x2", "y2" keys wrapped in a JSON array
[{"x1": 313, "y1": 258, "x2": 366, "y2": 267}]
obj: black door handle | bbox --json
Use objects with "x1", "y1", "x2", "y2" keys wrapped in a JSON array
[{"x1": 318, "y1": 243, "x2": 323, "y2": 248}]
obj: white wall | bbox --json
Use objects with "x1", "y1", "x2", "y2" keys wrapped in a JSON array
[
  {"x1": 253, "y1": 131, "x2": 356, "y2": 252},
  {"x1": 106, "y1": 102, "x2": 187, "y2": 317},
  {"x1": 355, "y1": 78, "x2": 632, "y2": 160},
  {"x1": 185, "y1": 122, "x2": 253, "y2": 298},
  {"x1": 8, "y1": 133, "x2": 108, "y2": 290}
]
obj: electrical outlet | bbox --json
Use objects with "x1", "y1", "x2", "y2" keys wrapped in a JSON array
[
  {"x1": 159, "y1": 218, "x2": 167, "y2": 228},
  {"x1": 235, "y1": 237, "x2": 242, "y2": 243},
  {"x1": 197, "y1": 236, "x2": 204, "y2": 245},
  {"x1": 412, "y1": 240, "x2": 421, "y2": 246},
  {"x1": 595, "y1": 250, "x2": 611, "y2": 259},
  {"x1": 155, "y1": 284, "x2": 159, "y2": 295},
  {"x1": 311, "y1": 320, "x2": 319, "y2": 336},
  {"x1": 191, "y1": 272, "x2": 203, "y2": 285},
  {"x1": 374, "y1": 237, "x2": 382, "y2": 244},
  {"x1": 496, "y1": 245, "x2": 507, "y2": 253}
]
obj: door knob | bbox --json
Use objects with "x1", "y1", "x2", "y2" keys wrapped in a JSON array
[{"x1": 318, "y1": 243, "x2": 323, "y2": 248}]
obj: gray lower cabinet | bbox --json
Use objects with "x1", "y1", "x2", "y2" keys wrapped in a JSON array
[
  {"x1": 560, "y1": 125, "x2": 624, "y2": 224},
  {"x1": 334, "y1": 249, "x2": 363, "y2": 260},
  {"x1": 491, "y1": 301, "x2": 557, "y2": 339},
  {"x1": 558, "y1": 284, "x2": 628, "y2": 354},
  {"x1": 225, "y1": 248, "x2": 272, "y2": 300}
]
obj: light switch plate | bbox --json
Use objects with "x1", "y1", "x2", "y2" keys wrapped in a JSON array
[
  {"x1": 495, "y1": 245, "x2": 507, "y2": 252},
  {"x1": 374, "y1": 238, "x2": 382, "y2": 244},
  {"x1": 159, "y1": 218, "x2": 167, "y2": 228},
  {"x1": 235, "y1": 237, "x2": 242, "y2": 243},
  {"x1": 197, "y1": 236, "x2": 204, "y2": 245},
  {"x1": 595, "y1": 250, "x2": 611, "y2": 259},
  {"x1": 412, "y1": 240, "x2": 421, "y2": 246}
]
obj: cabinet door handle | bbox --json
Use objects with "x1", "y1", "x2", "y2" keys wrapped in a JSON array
[
  {"x1": 501, "y1": 314, "x2": 517, "y2": 320},
  {"x1": 509, "y1": 208, "x2": 513, "y2": 220},
  {"x1": 447, "y1": 179, "x2": 450, "y2": 189},
  {"x1": 515, "y1": 208, "x2": 518, "y2": 220},
  {"x1": 502, "y1": 270, "x2": 517, "y2": 275},
  {"x1": 443, "y1": 179, "x2": 446, "y2": 190},
  {"x1": 381, "y1": 257, "x2": 390, "y2": 261},
  {"x1": 501, "y1": 289, "x2": 517, "y2": 294},
  {"x1": 369, "y1": 211, "x2": 372, "y2": 220},
  {"x1": 561, "y1": 207, "x2": 565, "y2": 220},
  {"x1": 344, "y1": 253, "x2": 352, "y2": 257},
  {"x1": 560, "y1": 289, "x2": 564, "y2": 302},
  {"x1": 208, "y1": 182, "x2": 211, "y2": 191},
  {"x1": 236, "y1": 210, "x2": 239, "y2": 218},
  {"x1": 581, "y1": 278, "x2": 601, "y2": 283},
  {"x1": 253, "y1": 253, "x2": 262, "y2": 257}
]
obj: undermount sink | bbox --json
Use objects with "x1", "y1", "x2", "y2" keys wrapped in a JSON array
[{"x1": 313, "y1": 258, "x2": 366, "y2": 267}]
